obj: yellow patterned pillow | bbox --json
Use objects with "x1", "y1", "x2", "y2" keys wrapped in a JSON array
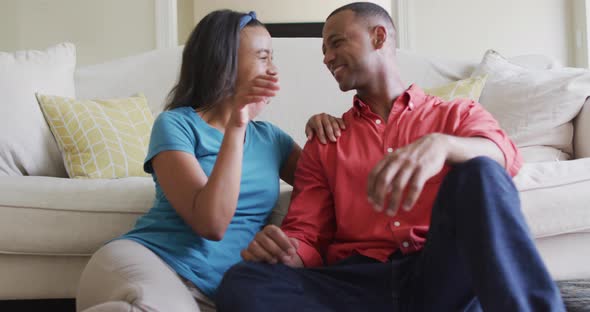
[
  {"x1": 424, "y1": 75, "x2": 488, "y2": 101},
  {"x1": 36, "y1": 94, "x2": 153, "y2": 179}
]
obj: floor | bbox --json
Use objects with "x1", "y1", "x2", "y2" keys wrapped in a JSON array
[
  {"x1": 0, "y1": 283, "x2": 588, "y2": 312},
  {"x1": 558, "y1": 280, "x2": 590, "y2": 312},
  {"x1": 0, "y1": 299, "x2": 75, "y2": 311}
]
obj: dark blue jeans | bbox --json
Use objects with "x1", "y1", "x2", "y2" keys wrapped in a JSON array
[{"x1": 216, "y1": 157, "x2": 565, "y2": 312}]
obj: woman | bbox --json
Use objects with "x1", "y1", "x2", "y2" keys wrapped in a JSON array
[{"x1": 77, "y1": 10, "x2": 344, "y2": 312}]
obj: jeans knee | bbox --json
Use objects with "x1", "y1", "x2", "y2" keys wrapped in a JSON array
[
  {"x1": 458, "y1": 156, "x2": 502, "y2": 173},
  {"x1": 439, "y1": 156, "x2": 519, "y2": 209},
  {"x1": 448, "y1": 156, "x2": 511, "y2": 184}
]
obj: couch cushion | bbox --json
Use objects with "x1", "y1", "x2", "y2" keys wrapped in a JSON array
[
  {"x1": 36, "y1": 94, "x2": 153, "y2": 179},
  {"x1": 396, "y1": 49, "x2": 476, "y2": 88},
  {"x1": 261, "y1": 39, "x2": 486, "y2": 146},
  {"x1": 514, "y1": 158, "x2": 590, "y2": 238},
  {"x1": 73, "y1": 39, "x2": 559, "y2": 149},
  {"x1": 424, "y1": 75, "x2": 487, "y2": 102},
  {"x1": 257, "y1": 38, "x2": 353, "y2": 146},
  {"x1": 472, "y1": 50, "x2": 590, "y2": 162},
  {"x1": 75, "y1": 46, "x2": 182, "y2": 116},
  {"x1": 0, "y1": 43, "x2": 76, "y2": 177},
  {"x1": 0, "y1": 176, "x2": 153, "y2": 256},
  {"x1": 396, "y1": 49, "x2": 557, "y2": 89}
]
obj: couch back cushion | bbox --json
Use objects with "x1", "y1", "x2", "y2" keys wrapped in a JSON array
[
  {"x1": 255, "y1": 39, "x2": 482, "y2": 146},
  {"x1": 0, "y1": 43, "x2": 76, "y2": 177},
  {"x1": 473, "y1": 50, "x2": 590, "y2": 162},
  {"x1": 74, "y1": 38, "x2": 480, "y2": 146},
  {"x1": 73, "y1": 38, "x2": 559, "y2": 148},
  {"x1": 75, "y1": 46, "x2": 182, "y2": 116}
]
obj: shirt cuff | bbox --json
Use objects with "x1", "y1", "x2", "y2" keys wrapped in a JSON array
[
  {"x1": 508, "y1": 151, "x2": 523, "y2": 177},
  {"x1": 295, "y1": 240, "x2": 324, "y2": 268},
  {"x1": 469, "y1": 131, "x2": 522, "y2": 177}
]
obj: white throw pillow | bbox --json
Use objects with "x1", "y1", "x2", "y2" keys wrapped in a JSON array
[
  {"x1": 0, "y1": 43, "x2": 76, "y2": 176},
  {"x1": 472, "y1": 50, "x2": 590, "y2": 162}
]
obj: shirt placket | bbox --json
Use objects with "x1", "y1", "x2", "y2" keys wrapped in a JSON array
[{"x1": 385, "y1": 103, "x2": 414, "y2": 254}]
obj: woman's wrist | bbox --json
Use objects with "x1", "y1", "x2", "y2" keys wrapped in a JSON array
[
  {"x1": 222, "y1": 124, "x2": 247, "y2": 147},
  {"x1": 226, "y1": 123, "x2": 247, "y2": 134}
]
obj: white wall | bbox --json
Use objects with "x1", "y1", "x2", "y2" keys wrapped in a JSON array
[
  {"x1": 193, "y1": 0, "x2": 391, "y2": 23},
  {"x1": 178, "y1": 0, "x2": 195, "y2": 44},
  {"x1": 0, "y1": 0, "x2": 156, "y2": 66},
  {"x1": 0, "y1": 0, "x2": 585, "y2": 68},
  {"x1": 572, "y1": 0, "x2": 590, "y2": 68},
  {"x1": 400, "y1": 0, "x2": 574, "y2": 66}
]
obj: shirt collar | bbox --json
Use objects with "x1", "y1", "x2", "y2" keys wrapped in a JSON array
[{"x1": 352, "y1": 84, "x2": 426, "y2": 116}]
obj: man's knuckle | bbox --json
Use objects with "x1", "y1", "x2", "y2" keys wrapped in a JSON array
[
  {"x1": 405, "y1": 157, "x2": 417, "y2": 166},
  {"x1": 408, "y1": 183, "x2": 420, "y2": 192},
  {"x1": 377, "y1": 175, "x2": 389, "y2": 186}
]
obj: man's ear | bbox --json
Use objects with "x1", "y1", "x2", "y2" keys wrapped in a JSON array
[{"x1": 371, "y1": 25, "x2": 388, "y2": 49}]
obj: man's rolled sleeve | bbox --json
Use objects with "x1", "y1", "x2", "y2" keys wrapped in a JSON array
[
  {"x1": 281, "y1": 139, "x2": 335, "y2": 268},
  {"x1": 454, "y1": 100, "x2": 523, "y2": 176}
]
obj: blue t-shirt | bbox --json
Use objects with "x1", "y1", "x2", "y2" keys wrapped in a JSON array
[{"x1": 119, "y1": 106, "x2": 294, "y2": 298}]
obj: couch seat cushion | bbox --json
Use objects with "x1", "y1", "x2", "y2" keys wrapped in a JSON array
[
  {"x1": 514, "y1": 158, "x2": 590, "y2": 238},
  {"x1": 0, "y1": 176, "x2": 153, "y2": 256}
]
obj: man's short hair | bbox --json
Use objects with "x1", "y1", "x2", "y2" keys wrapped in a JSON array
[{"x1": 327, "y1": 2, "x2": 396, "y2": 33}]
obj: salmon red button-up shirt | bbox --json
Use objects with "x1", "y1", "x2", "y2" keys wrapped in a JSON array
[{"x1": 281, "y1": 85, "x2": 522, "y2": 267}]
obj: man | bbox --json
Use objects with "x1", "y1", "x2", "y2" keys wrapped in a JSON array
[{"x1": 216, "y1": 2, "x2": 565, "y2": 311}]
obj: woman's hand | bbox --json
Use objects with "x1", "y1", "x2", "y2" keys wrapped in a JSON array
[
  {"x1": 305, "y1": 113, "x2": 346, "y2": 144},
  {"x1": 230, "y1": 75, "x2": 280, "y2": 128},
  {"x1": 241, "y1": 225, "x2": 304, "y2": 268}
]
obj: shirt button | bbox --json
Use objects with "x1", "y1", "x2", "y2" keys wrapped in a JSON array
[
  {"x1": 402, "y1": 241, "x2": 409, "y2": 248},
  {"x1": 375, "y1": 119, "x2": 382, "y2": 125},
  {"x1": 393, "y1": 221, "x2": 400, "y2": 227},
  {"x1": 409, "y1": 101, "x2": 415, "y2": 110},
  {"x1": 387, "y1": 147, "x2": 394, "y2": 153}
]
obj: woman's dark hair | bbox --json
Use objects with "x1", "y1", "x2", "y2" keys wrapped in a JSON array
[{"x1": 164, "y1": 10, "x2": 265, "y2": 111}]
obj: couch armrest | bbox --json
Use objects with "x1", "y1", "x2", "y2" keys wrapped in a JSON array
[{"x1": 574, "y1": 98, "x2": 590, "y2": 159}]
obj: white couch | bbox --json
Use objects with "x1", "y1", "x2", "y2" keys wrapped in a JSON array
[{"x1": 1, "y1": 38, "x2": 589, "y2": 300}]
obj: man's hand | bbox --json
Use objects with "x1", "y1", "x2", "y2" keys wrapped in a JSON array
[
  {"x1": 241, "y1": 225, "x2": 304, "y2": 268},
  {"x1": 367, "y1": 133, "x2": 449, "y2": 216},
  {"x1": 305, "y1": 113, "x2": 346, "y2": 144}
]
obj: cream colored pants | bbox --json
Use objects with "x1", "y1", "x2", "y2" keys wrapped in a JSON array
[{"x1": 77, "y1": 239, "x2": 216, "y2": 312}]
